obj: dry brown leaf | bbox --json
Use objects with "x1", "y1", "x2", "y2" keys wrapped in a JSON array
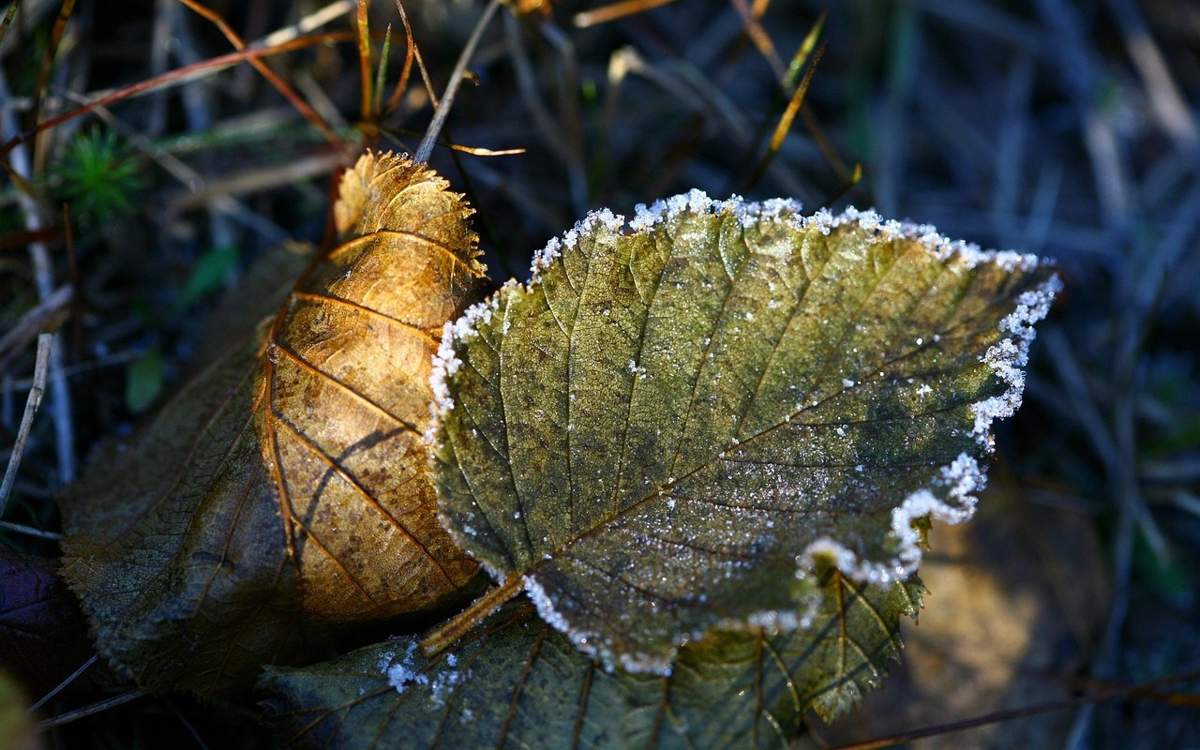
[{"x1": 60, "y1": 151, "x2": 486, "y2": 694}]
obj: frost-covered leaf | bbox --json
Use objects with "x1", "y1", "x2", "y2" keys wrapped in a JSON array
[
  {"x1": 430, "y1": 193, "x2": 1059, "y2": 673},
  {"x1": 60, "y1": 151, "x2": 486, "y2": 694},
  {"x1": 259, "y1": 573, "x2": 921, "y2": 748}
]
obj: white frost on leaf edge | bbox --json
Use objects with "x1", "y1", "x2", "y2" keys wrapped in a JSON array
[
  {"x1": 523, "y1": 574, "x2": 671, "y2": 675},
  {"x1": 428, "y1": 191, "x2": 1060, "y2": 674},
  {"x1": 525, "y1": 572, "x2": 823, "y2": 676}
]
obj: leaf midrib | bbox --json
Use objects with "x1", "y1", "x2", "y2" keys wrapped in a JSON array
[{"x1": 509, "y1": 229, "x2": 947, "y2": 578}]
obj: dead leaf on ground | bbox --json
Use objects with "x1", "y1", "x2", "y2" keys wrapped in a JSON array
[{"x1": 60, "y1": 151, "x2": 487, "y2": 694}]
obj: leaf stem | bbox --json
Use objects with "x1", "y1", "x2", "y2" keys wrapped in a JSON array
[{"x1": 421, "y1": 575, "x2": 522, "y2": 656}]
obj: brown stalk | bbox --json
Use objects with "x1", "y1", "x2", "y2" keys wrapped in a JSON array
[
  {"x1": 30, "y1": 0, "x2": 76, "y2": 173},
  {"x1": 572, "y1": 0, "x2": 679, "y2": 28},
  {"x1": 355, "y1": 0, "x2": 372, "y2": 121},
  {"x1": 420, "y1": 575, "x2": 523, "y2": 657},
  {"x1": 176, "y1": 0, "x2": 342, "y2": 145},
  {"x1": 742, "y1": 43, "x2": 826, "y2": 191},
  {"x1": 382, "y1": 0, "x2": 416, "y2": 114},
  {"x1": 0, "y1": 31, "x2": 352, "y2": 157}
]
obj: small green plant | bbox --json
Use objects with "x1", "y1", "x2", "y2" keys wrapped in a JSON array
[{"x1": 54, "y1": 128, "x2": 144, "y2": 226}]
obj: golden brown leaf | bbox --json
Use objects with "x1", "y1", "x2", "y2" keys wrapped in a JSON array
[{"x1": 60, "y1": 151, "x2": 486, "y2": 694}]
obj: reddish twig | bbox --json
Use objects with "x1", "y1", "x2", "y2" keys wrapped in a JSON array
[
  {"x1": 0, "y1": 31, "x2": 352, "y2": 157},
  {"x1": 383, "y1": 0, "x2": 416, "y2": 114},
  {"x1": 30, "y1": 0, "x2": 76, "y2": 170},
  {"x1": 355, "y1": 0, "x2": 372, "y2": 121},
  {"x1": 572, "y1": 0, "x2": 679, "y2": 28},
  {"x1": 176, "y1": 0, "x2": 342, "y2": 145}
]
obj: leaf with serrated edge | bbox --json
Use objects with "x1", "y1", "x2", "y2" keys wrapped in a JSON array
[
  {"x1": 59, "y1": 151, "x2": 486, "y2": 693},
  {"x1": 260, "y1": 574, "x2": 922, "y2": 748},
  {"x1": 429, "y1": 192, "x2": 1059, "y2": 674}
]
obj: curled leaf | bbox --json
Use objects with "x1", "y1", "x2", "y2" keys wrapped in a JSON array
[
  {"x1": 260, "y1": 574, "x2": 922, "y2": 748},
  {"x1": 430, "y1": 193, "x2": 1059, "y2": 674},
  {"x1": 60, "y1": 152, "x2": 486, "y2": 693}
]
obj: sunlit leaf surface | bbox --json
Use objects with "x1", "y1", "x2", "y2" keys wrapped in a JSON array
[
  {"x1": 431, "y1": 193, "x2": 1059, "y2": 673},
  {"x1": 60, "y1": 152, "x2": 486, "y2": 693}
]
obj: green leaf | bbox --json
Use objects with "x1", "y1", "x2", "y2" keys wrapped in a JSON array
[
  {"x1": 430, "y1": 194, "x2": 1059, "y2": 673},
  {"x1": 179, "y1": 245, "x2": 239, "y2": 309},
  {"x1": 260, "y1": 574, "x2": 922, "y2": 747},
  {"x1": 124, "y1": 347, "x2": 163, "y2": 413}
]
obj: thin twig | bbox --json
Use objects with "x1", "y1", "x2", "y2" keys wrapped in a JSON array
[
  {"x1": 0, "y1": 520, "x2": 62, "y2": 539},
  {"x1": 0, "y1": 284, "x2": 71, "y2": 373},
  {"x1": 29, "y1": 0, "x2": 76, "y2": 165},
  {"x1": 166, "y1": 150, "x2": 348, "y2": 214},
  {"x1": 163, "y1": 697, "x2": 210, "y2": 750},
  {"x1": 0, "y1": 68, "x2": 75, "y2": 486},
  {"x1": 29, "y1": 655, "x2": 97, "y2": 713},
  {"x1": 259, "y1": 0, "x2": 353, "y2": 48},
  {"x1": 742, "y1": 43, "x2": 825, "y2": 191},
  {"x1": 573, "y1": 0, "x2": 678, "y2": 28},
  {"x1": 176, "y1": 0, "x2": 342, "y2": 145},
  {"x1": 728, "y1": 0, "x2": 783, "y2": 79},
  {"x1": 1, "y1": 31, "x2": 352, "y2": 157},
  {"x1": 383, "y1": 1, "x2": 416, "y2": 114},
  {"x1": 0, "y1": 333, "x2": 52, "y2": 517},
  {"x1": 414, "y1": 0, "x2": 503, "y2": 164},
  {"x1": 38, "y1": 690, "x2": 146, "y2": 730},
  {"x1": 380, "y1": 128, "x2": 522, "y2": 156},
  {"x1": 832, "y1": 670, "x2": 1200, "y2": 750},
  {"x1": 355, "y1": 0, "x2": 371, "y2": 121},
  {"x1": 421, "y1": 575, "x2": 522, "y2": 657}
]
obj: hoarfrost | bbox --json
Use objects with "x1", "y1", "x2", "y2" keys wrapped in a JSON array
[
  {"x1": 798, "y1": 452, "x2": 987, "y2": 583},
  {"x1": 379, "y1": 642, "x2": 429, "y2": 695},
  {"x1": 970, "y1": 277, "x2": 1062, "y2": 447},
  {"x1": 524, "y1": 573, "x2": 674, "y2": 676}
]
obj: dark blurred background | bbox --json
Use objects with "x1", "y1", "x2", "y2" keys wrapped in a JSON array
[{"x1": 1, "y1": 0, "x2": 1198, "y2": 747}]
